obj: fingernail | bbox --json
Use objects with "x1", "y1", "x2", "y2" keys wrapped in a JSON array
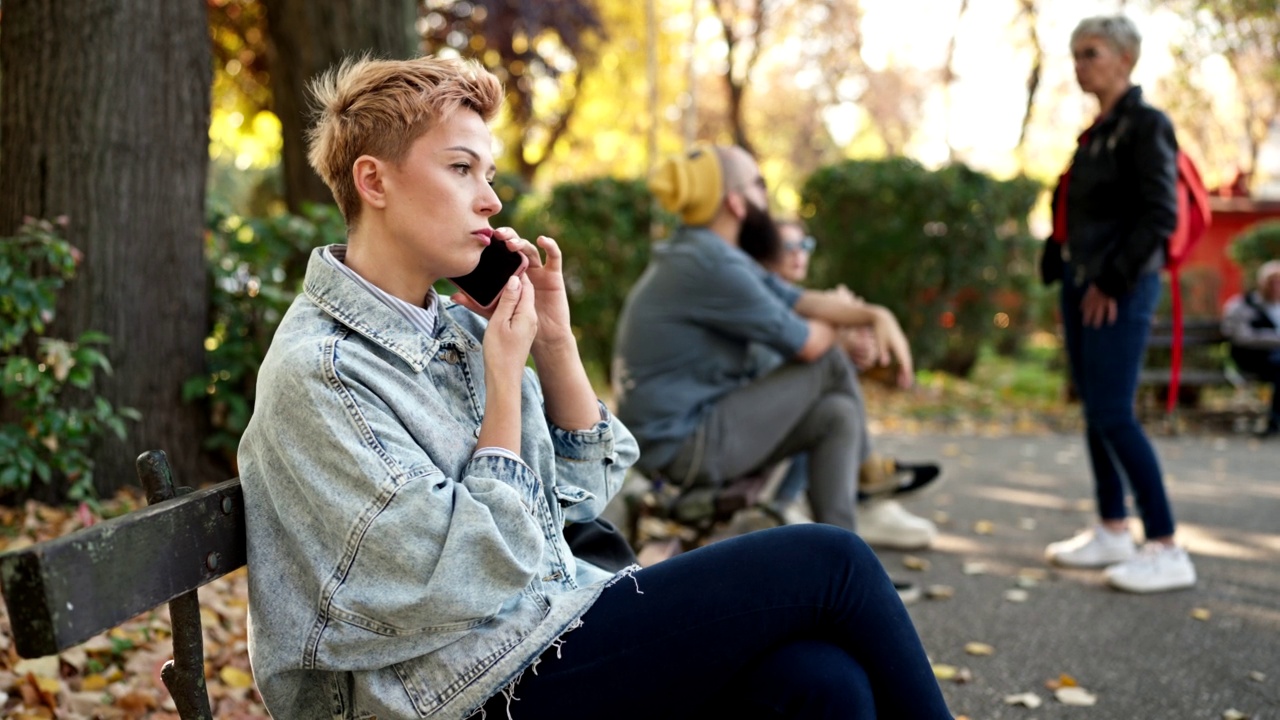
[{"x1": 507, "y1": 276, "x2": 519, "y2": 290}]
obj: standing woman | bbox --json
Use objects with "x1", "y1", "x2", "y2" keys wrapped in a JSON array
[{"x1": 1042, "y1": 15, "x2": 1197, "y2": 593}]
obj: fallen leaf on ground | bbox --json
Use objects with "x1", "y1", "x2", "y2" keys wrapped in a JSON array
[
  {"x1": 1004, "y1": 589, "x2": 1029, "y2": 603},
  {"x1": 903, "y1": 555, "x2": 930, "y2": 571},
  {"x1": 962, "y1": 561, "x2": 988, "y2": 575},
  {"x1": 1055, "y1": 686, "x2": 1098, "y2": 706},
  {"x1": 932, "y1": 663, "x2": 959, "y2": 680},
  {"x1": 1004, "y1": 692, "x2": 1043, "y2": 708},
  {"x1": 932, "y1": 510, "x2": 950, "y2": 525},
  {"x1": 13, "y1": 657, "x2": 59, "y2": 679},
  {"x1": 964, "y1": 642, "x2": 995, "y2": 656},
  {"x1": 1248, "y1": 671, "x2": 1265, "y2": 682},
  {"x1": 1191, "y1": 607, "x2": 1212, "y2": 621},
  {"x1": 220, "y1": 666, "x2": 255, "y2": 689},
  {"x1": 1222, "y1": 710, "x2": 1249, "y2": 720},
  {"x1": 973, "y1": 520, "x2": 994, "y2": 535},
  {"x1": 1017, "y1": 517, "x2": 1037, "y2": 530},
  {"x1": 80, "y1": 673, "x2": 109, "y2": 691},
  {"x1": 1018, "y1": 567, "x2": 1048, "y2": 581},
  {"x1": 1046, "y1": 673, "x2": 1078, "y2": 689},
  {"x1": 926, "y1": 585, "x2": 955, "y2": 600}
]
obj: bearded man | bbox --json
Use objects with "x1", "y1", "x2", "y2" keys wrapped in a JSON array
[{"x1": 612, "y1": 143, "x2": 934, "y2": 560}]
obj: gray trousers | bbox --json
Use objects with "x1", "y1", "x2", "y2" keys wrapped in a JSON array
[{"x1": 662, "y1": 348, "x2": 870, "y2": 531}]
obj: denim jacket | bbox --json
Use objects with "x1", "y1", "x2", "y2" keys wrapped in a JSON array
[{"x1": 238, "y1": 246, "x2": 639, "y2": 719}]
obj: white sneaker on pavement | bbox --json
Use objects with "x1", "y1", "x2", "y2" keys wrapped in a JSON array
[
  {"x1": 1046, "y1": 525, "x2": 1136, "y2": 568},
  {"x1": 1105, "y1": 543, "x2": 1197, "y2": 593},
  {"x1": 858, "y1": 499, "x2": 937, "y2": 550}
]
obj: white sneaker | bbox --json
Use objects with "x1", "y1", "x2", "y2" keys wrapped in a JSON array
[
  {"x1": 1046, "y1": 525, "x2": 1136, "y2": 568},
  {"x1": 858, "y1": 499, "x2": 937, "y2": 550},
  {"x1": 1106, "y1": 544, "x2": 1197, "y2": 593}
]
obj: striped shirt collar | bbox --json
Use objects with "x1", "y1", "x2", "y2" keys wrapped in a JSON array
[{"x1": 323, "y1": 245, "x2": 438, "y2": 336}]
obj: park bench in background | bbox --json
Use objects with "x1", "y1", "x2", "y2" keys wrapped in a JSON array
[
  {"x1": 1139, "y1": 318, "x2": 1232, "y2": 409},
  {"x1": 0, "y1": 451, "x2": 243, "y2": 720},
  {"x1": 1138, "y1": 318, "x2": 1266, "y2": 425}
]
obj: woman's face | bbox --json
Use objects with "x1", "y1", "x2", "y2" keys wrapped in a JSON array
[
  {"x1": 1071, "y1": 34, "x2": 1132, "y2": 99},
  {"x1": 1262, "y1": 272, "x2": 1280, "y2": 303},
  {"x1": 774, "y1": 225, "x2": 812, "y2": 284}
]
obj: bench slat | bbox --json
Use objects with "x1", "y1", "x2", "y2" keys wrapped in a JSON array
[{"x1": 0, "y1": 479, "x2": 245, "y2": 658}]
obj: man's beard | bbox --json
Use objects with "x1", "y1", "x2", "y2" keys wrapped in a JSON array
[{"x1": 737, "y1": 200, "x2": 781, "y2": 264}]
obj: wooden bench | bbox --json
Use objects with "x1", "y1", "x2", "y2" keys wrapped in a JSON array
[
  {"x1": 1138, "y1": 318, "x2": 1233, "y2": 409},
  {"x1": 0, "y1": 451, "x2": 243, "y2": 720}
]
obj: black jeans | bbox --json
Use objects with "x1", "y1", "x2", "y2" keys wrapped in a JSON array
[{"x1": 478, "y1": 525, "x2": 952, "y2": 719}]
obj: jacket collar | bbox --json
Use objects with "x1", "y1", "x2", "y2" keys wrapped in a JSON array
[{"x1": 302, "y1": 245, "x2": 478, "y2": 372}]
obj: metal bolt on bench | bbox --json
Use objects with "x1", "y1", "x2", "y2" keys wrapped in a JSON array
[{"x1": 0, "y1": 450, "x2": 247, "y2": 719}]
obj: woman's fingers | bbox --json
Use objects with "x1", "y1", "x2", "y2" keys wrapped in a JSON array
[
  {"x1": 495, "y1": 227, "x2": 543, "y2": 270},
  {"x1": 490, "y1": 275, "x2": 522, "y2": 324},
  {"x1": 536, "y1": 235, "x2": 562, "y2": 274}
]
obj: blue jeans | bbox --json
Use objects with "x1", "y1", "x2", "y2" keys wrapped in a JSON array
[
  {"x1": 774, "y1": 453, "x2": 809, "y2": 505},
  {"x1": 1061, "y1": 269, "x2": 1175, "y2": 539},
  {"x1": 477, "y1": 525, "x2": 952, "y2": 719}
]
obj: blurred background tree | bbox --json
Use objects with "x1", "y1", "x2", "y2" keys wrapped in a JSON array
[
  {"x1": 0, "y1": 0, "x2": 214, "y2": 494},
  {"x1": 421, "y1": 0, "x2": 607, "y2": 183}
]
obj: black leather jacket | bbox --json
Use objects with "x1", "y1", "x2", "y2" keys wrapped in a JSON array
[{"x1": 1055, "y1": 85, "x2": 1178, "y2": 298}]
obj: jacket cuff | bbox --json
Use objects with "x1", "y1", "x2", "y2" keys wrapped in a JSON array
[
  {"x1": 465, "y1": 453, "x2": 541, "y2": 511},
  {"x1": 548, "y1": 401, "x2": 616, "y2": 462},
  {"x1": 1093, "y1": 267, "x2": 1130, "y2": 299}
]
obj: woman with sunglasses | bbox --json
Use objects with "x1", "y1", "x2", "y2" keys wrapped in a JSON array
[{"x1": 1040, "y1": 15, "x2": 1196, "y2": 593}]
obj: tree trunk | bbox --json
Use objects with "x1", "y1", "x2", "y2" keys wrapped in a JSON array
[
  {"x1": 0, "y1": 0, "x2": 215, "y2": 495},
  {"x1": 265, "y1": 0, "x2": 418, "y2": 213}
]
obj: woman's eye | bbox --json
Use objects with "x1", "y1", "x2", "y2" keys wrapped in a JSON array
[{"x1": 452, "y1": 163, "x2": 471, "y2": 175}]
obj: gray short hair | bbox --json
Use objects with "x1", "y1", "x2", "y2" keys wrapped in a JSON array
[
  {"x1": 1071, "y1": 15, "x2": 1142, "y2": 64},
  {"x1": 1259, "y1": 260, "x2": 1280, "y2": 286}
]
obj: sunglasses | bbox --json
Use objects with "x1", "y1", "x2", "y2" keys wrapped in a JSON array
[{"x1": 783, "y1": 236, "x2": 817, "y2": 254}]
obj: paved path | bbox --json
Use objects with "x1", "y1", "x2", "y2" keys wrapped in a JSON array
[{"x1": 872, "y1": 431, "x2": 1280, "y2": 720}]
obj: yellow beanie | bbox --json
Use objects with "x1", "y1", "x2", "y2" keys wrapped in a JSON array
[{"x1": 648, "y1": 143, "x2": 724, "y2": 226}]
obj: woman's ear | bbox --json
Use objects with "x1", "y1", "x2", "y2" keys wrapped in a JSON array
[{"x1": 353, "y1": 155, "x2": 388, "y2": 210}]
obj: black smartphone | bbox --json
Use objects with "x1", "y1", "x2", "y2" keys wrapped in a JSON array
[{"x1": 448, "y1": 241, "x2": 527, "y2": 308}]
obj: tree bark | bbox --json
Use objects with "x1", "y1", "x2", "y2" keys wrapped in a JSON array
[
  {"x1": 265, "y1": 0, "x2": 417, "y2": 213},
  {"x1": 0, "y1": 0, "x2": 215, "y2": 494}
]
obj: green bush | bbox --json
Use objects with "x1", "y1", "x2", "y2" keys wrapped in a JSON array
[
  {"x1": 801, "y1": 159, "x2": 1042, "y2": 376},
  {"x1": 1229, "y1": 219, "x2": 1280, "y2": 285},
  {"x1": 185, "y1": 202, "x2": 346, "y2": 467},
  {"x1": 0, "y1": 218, "x2": 140, "y2": 500},
  {"x1": 530, "y1": 177, "x2": 674, "y2": 381}
]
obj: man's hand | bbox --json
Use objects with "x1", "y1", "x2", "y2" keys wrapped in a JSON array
[{"x1": 1081, "y1": 284, "x2": 1118, "y2": 328}]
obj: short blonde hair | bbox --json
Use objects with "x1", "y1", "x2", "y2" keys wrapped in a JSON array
[{"x1": 306, "y1": 55, "x2": 503, "y2": 227}]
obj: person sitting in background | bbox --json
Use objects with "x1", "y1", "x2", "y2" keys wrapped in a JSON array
[
  {"x1": 744, "y1": 219, "x2": 942, "y2": 546},
  {"x1": 613, "y1": 142, "x2": 937, "y2": 553},
  {"x1": 1222, "y1": 260, "x2": 1280, "y2": 438}
]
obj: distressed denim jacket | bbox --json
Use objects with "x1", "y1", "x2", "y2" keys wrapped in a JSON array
[{"x1": 238, "y1": 247, "x2": 639, "y2": 719}]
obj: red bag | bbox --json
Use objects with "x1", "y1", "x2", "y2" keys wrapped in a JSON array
[{"x1": 1164, "y1": 152, "x2": 1213, "y2": 413}]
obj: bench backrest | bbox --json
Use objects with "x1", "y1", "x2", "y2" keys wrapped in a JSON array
[{"x1": 0, "y1": 476, "x2": 245, "y2": 658}]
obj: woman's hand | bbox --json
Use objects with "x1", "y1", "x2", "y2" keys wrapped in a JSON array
[
  {"x1": 489, "y1": 228, "x2": 575, "y2": 349},
  {"x1": 1081, "y1": 284, "x2": 1118, "y2": 328},
  {"x1": 482, "y1": 273, "x2": 539, "y2": 386},
  {"x1": 870, "y1": 308, "x2": 915, "y2": 388}
]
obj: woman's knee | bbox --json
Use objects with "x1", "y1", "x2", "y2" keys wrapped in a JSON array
[{"x1": 769, "y1": 524, "x2": 878, "y2": 570}]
